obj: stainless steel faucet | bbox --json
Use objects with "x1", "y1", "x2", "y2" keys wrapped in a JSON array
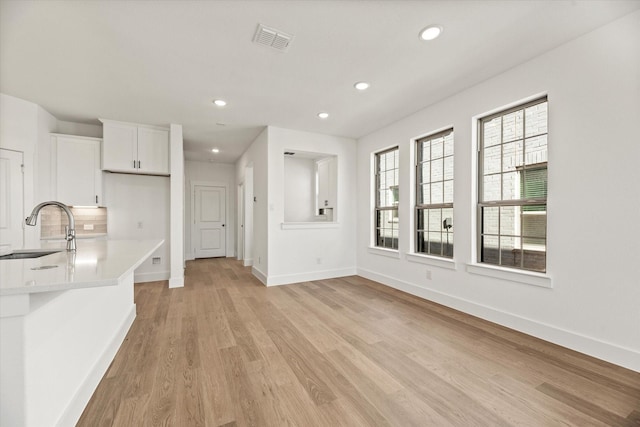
[{"x1": 25, "y1": 201, "x2": 76, "y2": 251}]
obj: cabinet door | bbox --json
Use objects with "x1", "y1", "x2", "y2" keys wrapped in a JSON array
[
  {"x1": 317, "y1": 157, "x2": 339, "y2": 209},
  {"x1": 327, "y1": 156, "x2": 337, "y2": 208},
  {"x1": 102, "y1": 122, "x2": 137, "y2": 172},
  {"x1": 317, "y1": 159, "x2": 330, "y2": 209},
  {"x1": 137, "y1": 127, "x2": 169, "y2": 175},
  {"x1": 55, "y1": 136, "x2": 102, "y2": 206}
]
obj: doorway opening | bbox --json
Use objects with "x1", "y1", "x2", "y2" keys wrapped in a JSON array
[{"x1": 191, "y1": 182, "x2": 227, "y2": 258}]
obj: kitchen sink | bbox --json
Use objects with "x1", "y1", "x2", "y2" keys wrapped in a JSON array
[{"x1": 0, "y1": 250, "x2": 61, "y2": 260}]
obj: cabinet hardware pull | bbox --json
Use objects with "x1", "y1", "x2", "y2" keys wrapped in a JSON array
[
  {"x1": 133, "y1": 160, "x2": 136, "y2": 168},
  {"x1": 138, "y1": 160, "x2": 141, "y2": 169},
  {"x1": 96, "y1": 195, "x2": 98, "y2": 204}
]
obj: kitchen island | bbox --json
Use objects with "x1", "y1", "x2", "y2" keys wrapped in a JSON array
[{"x1": 0, "y1": 239, "x2": 163, "y2": 427}]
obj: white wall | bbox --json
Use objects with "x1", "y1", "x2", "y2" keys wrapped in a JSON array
[
  {"x1": 236, "y1": 128, "x2": 268, "y2": 278},
  {"x1": 169, "y1": 124, "x2": 185, "y2": 288},
  {"x1": 104, "y1": 173, "x2": 170, "y2": 282},
  {"x1": 0, "y1": 93, "x2": 57, "y2": 247},
  {"x1": 283, "y1": 156, "x2": 316, "y2": 222},
  {"x1": 0, "y1": 94, "x2": 39, "y2": 155},
  {"x1": 56, "y1": 120, "x2": 102, "y2": 138},
  {"x1": 35, "y1": 106, "x2": 58, "y2": 205},
  {"x1": 356, "y1": 11, "x2": 640, "y2": 371},
  {"x1": 184, "y1": 160, "x2": 236, "y2": 259},
  {"x1": 0, "y1": 94, "x2": 37, "y2": 248},
  {"x1": 267, "y1": 127, "x2": 357, "y2": 285}
]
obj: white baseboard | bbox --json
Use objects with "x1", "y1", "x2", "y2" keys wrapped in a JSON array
[
  {"x1": 184, "y1": 253, "x2": 195, "y2": 261},
  {"x1": 244, "y1": 258, "x2": 253, "y2": 267},
  {"x1": 358, "y1": 267, "x2": 640, "y2": 373},
  {"x1": 134, "y1": 271, "x2": 170, "y2": 283},
  {"x1": 266, "y1": 267, "x2": 357, "y2": 287},
  {"x1": 252, "y1": 266, "x2": 267, "y2": 285},
  {"x1": 56, "y1": 305, "x2": 136, "y2": 427}
]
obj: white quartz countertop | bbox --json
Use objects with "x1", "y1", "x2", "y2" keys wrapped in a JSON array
[{"x1": 0, "y1": 239, "x2": 163, "y2": 296}]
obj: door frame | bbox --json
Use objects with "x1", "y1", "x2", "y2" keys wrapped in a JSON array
[
  {"x1": 237, "y1": 182, "x2": 244, "y2": 260},
  {"x1": 242, "y1": 165, "x2": 254, "y2": 267},
  {"x1": 190, "y1": 180, "x2": 229, "y2": 258}
]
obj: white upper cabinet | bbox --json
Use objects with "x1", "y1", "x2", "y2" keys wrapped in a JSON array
[
  {"x1": 137, "y1": 127, "x2": 170, "y2": 175},
  {"x1": 51, "y1": 134, "x2": 103, "y2": 206},
  {"x1": 100, "y1": 119, "x2": 169, "y2": 175},
  {"x1": 102, "y1": 121, "x2": 137, "y2": 172}
]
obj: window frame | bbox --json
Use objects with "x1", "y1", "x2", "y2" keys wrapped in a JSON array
[
  {"x1": 477, "y1": 97, "x2": 548, "y2": 272},
  {"x1": 374, "y1": 146, "x2": 400, "y2": 250},
  {"x1": 415, "y1": 128, "x2": 454, "y2": 258}
]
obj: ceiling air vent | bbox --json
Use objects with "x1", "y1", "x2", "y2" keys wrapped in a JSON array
[{"x1": 253, "y1": 24, "x2": 293, "y2": 52}]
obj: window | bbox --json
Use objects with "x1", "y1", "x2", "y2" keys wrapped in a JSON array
[
  {"x1": 416, "y1": 129, "x2": 454, "y2": 257},
  {"x1": 375, "y1": 147, "x2": 399, "y2": 249},
  {"x1": 478, "y1": 98, "x2": 548, "y2": 272}
]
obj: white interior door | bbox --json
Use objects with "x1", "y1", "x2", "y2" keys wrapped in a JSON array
[
  {"x1": 193, "y1": 184, "x2": 226, "y2": 258},
  {"x1": 0, "y1": 149, "x2": 24, "y2": 253}
]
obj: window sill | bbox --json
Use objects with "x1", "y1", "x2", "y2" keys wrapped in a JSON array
[
  {"x1": 406, "y1": 253, "x2": 456, "y2": 270},
  {"x1": 466, "y1": 263, "x2": 552, "y2": 288},
  {"x1": 281, "y1": 222, "x2": 340, "y2": 230},
  {"x1": 368, "y1": 246, "x2": 400, "y2": 259}
]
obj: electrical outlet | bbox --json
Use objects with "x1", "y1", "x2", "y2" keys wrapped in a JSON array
[
  {"x1": 316, "y1": 257, "x2": 322, "y2": 264},
  {"x1": 426, "y1": 270, "x2": 432, "y2": 280},
  {"x1": 152, "y1": 257, "x2": 161, "y2": 265},
  {"x1": 137, "y1": 221, "x2": 143, "y2": 229},
  {"x1": 83, "y1": 224, "x2": 94, "y2": 231},
  {"x1": 258, "y1": 256, "x2": 261, "y2": 264}
]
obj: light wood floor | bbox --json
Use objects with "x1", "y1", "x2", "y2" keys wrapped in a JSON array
[{"x1": 78, "y1": 258, "x2": 640, "y2": 426}]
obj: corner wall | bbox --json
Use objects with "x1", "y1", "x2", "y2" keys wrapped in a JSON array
[
  {"x1": 356, "y1": 11, "x2": 640, "y2": 371},
  {"x1": 236, "y1": 128, "x2": 269, "y2": 279},
  {"x1": 169, "y1": 123, "x2": 184, "y2": 288},
  {"x1": 266, "y1": 127, "x2": 357, "y2": 285},
  {"x1": 0, "y1": 93, "x2": 57, "y2": 248}
]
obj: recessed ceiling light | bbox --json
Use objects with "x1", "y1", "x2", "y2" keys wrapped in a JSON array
[
  {"x1": 211, "y1": 148, "x2": 220, "y2": 153},
  {"x1": 317, "y1": 112, "x2": 329, "y2": 119},
  {"x1": 213, "y1": 99, "x2": 227, "y2": 107},
  {"x1": 419, "y1": 25, "x2": 442, "y2": 41},
  {"x1": 354, "y1": 81, "x2": 370, "y2": 91}
]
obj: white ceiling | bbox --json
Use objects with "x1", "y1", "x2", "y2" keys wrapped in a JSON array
[{"x1": 2, "y1": 1, "x2": 638, "y2": 164}]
